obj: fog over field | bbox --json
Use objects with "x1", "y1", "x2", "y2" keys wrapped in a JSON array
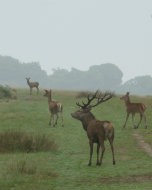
[{"x1": 0, "y1": 0, "x2": 152, "y2": 82}]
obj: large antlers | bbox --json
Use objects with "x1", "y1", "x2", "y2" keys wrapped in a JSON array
[{"x1": 76, "y1": 90, "x2": 114, "y2": 109}]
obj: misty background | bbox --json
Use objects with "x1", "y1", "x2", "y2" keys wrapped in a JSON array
[
  {"x1": 0, "y1": 55, "x2": 152, "y2": 95},
  {"x1": 0, "y1": 0, "x2": 152, "y2": 84}
]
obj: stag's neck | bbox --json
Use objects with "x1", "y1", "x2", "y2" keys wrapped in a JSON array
[{"x1": 81, "y1": 112, "x2": 95, "y2": 131}]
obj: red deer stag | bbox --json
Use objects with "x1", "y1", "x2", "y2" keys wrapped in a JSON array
[
  {"x1": 71, "y1": 90, "x2": 115, "y2": 166},
  {"x1": 120, "y1": 92, "x2": 147, "y2": 129},
  {"x1": 44, "y1": 89, "x2": 63, "y2": 127},
  {"x1": 26, "y1": 77, "x2": 39, "y2": 95}
]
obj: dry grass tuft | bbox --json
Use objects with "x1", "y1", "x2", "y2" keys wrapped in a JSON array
[{"x1": 0, "y1": 130, "x2": 57, "y2": 153}]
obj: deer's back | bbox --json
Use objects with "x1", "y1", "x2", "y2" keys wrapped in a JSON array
[
  {"x1": 32, "y1": 82, "x2": 39, "y2": 86},
  {"x1": 49, "y1": 101, "x2": 63, "y2": 113},
  {"x1": 127, "y1": 103, "x2": 146, "y2": 113}
]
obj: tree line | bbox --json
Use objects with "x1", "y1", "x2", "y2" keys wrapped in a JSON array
[{"x1": 0, "y1": 55, "x2": 152, "y2": 95}]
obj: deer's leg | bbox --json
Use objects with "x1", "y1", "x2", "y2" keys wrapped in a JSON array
[
  {"x1": 123, "y1": 113, "x2": 129, "y2": 128},
  {"x1": 99, "y1": 140, "x2": 105, "y2": 165},
  {"x1": 108, "y1": 137, "x2": 116, "y2": 165},
  {"x1": 54, "y1": 113, "x2": 58, "y2": 126},
  {"x1": 131, "y1": 113, "x2": 136, "y2": 128},
  {"x1": 88, "y1": 141, "x2": 93, "y2": 166},
  {"x1": 96, "y1": 143, "x2": 100, "y2": 165},
  {"x1": 136, "y1": 113, "x2": 143, "y2": 128},
  {"x1": 49, "y1": 113, "x2": 53, "y2": 126}
]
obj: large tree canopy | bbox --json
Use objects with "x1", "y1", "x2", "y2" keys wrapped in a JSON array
[{"x1": 0, "y1": 55, "x2": 152, "y2": 95}]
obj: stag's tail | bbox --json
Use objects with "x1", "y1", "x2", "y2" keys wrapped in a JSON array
[{"x1": 103, "y1": 121, "x2": 114, "y2": 141}]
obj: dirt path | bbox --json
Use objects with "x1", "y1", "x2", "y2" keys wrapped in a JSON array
[{"x1": 133, "y1": 132, "x2": 152, "y2": 157}]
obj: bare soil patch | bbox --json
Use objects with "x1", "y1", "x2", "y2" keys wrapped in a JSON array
[
  {"x1": 78, "y1": 174, "x2": 152, "y2": 184},
  {"x1": 98, "y1": 174, "x2": 152, "y2": 184},
  {"x1": 133, "y1": 132, "x2": 152, "y2": 157}
]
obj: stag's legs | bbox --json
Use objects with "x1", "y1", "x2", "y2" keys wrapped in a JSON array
[
  {"x1": 99, "y1": 141, "x2": 105, "y2": 165},
  {"x1": 123, "y1": 113, "x2": 129, "y2": 128},
  {"x1": 88, "y1": 141, "x2": 93, "y2": 166},
  {"x1": 108, "y1": 137, "x2": 116, "y2": 165},
  {"x1": 96, "y1": 143, "x2": 100, "y2": 165}
]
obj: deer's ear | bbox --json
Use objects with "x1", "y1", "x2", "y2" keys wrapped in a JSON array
[{"x1": 44, "y1": 89, "x2": 48, "y2": 92}]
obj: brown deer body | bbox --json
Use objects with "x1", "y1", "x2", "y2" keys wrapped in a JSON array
[
  {"x1": 71, "y1": 91, "x2": 115, "y2": 166},
  {"x1": 44, "y1": 89, "x2": 63, "y2": 127},
  {"x1": 120, "y1": 92, "x2": 147, "y2": 129},
  {"x1": 26, "y1": 77, "x2": 39, "y2": 95}
]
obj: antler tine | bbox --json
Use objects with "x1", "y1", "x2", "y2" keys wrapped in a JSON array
[
  {"x1": 76, "y1": 102, "x2": 84, "y2": 108},
  {"x1": 90, "y1": 91, "x2": 114, "y2": 108},
  {"x1": 87, "y1": 90, "x2": 99, "y2": 100},
  {"x1": 76, "y1": 90, "x2": 99, "y2": 109}
]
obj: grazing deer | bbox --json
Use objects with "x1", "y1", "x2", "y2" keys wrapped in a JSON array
[
  {"x1": 26, "y1": 77, "x2": 39, "y2": 95},
  {"x1": 44, "y1": 89, "x2": 63, "y2": 127},
  {"x1": 120, "y1": 92, "x2": 147, "y2": 129},
  {"x1": 71, "y1": 90, "x2": 115, "y2": 166}
]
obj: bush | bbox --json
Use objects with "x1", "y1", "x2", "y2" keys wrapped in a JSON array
[
  {"x1": 0, "y1": 130, "x2": 57, "y2": 153},
  {"x1": 0, "y1": 85, "x2": 12, "y2": 99}
]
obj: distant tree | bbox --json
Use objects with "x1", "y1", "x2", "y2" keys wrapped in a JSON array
[
  {"x1": 87, "y1": 63, "x2": 123, "y2": 90},
  {"x1": 49, "y1": 64, "x2": 123, "y2": 91},
  {"x1": 0, "y1": 55, "x2": 49, "y2": 87},
  {"x1": 1, "y1": 54, "x2": 152, "y2": 95},
  {"x1": 118, "y1": 75, "x2": 152, "y2": 95}
]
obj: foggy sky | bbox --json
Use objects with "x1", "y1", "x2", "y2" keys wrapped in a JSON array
[{"x1": 0, "y1": 0, "x2": 152, "y2": 82}]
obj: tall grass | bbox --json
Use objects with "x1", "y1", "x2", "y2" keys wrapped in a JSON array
[{"x1": 0, "y1": 130, "x2": 57, "y2": 153}]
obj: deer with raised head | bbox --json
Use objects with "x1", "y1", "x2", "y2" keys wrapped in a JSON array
[
  {"x1": 71, "y1": 90, "x2": 115, "y2": 166},
  {"x1": 26, "y1": 77, "x2": 39, "y2": 95},
  {"x1": 44, "y1": 89, "x2": 63, "y2": 127},
  {"x1": 120, "y1": 92, "x2": 147, "y2": 129}
]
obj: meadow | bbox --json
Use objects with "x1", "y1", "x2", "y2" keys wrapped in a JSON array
[{"x1": 0, "y1": 89, "x2": 152, "y2": 190}]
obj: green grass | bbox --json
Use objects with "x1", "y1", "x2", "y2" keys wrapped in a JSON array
[{"x1": 0, "y1": 89, "x2": 151, "y2": 190}]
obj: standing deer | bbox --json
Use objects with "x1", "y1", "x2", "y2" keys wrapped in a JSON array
[
  {"x1": 71, "y1": 90, "x2": 115, "y2": 166},
  {"x1": 44, "y1": 89, "x2": 63, "y2": 127},
  {"x1": 120, "y1": 92, "x2": 147, "y2": 129},
  {"x1": 26, "y1": 77, "x2": 39, "y2": 95}
]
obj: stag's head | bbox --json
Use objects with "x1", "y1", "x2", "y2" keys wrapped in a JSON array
[{"x1": 71, "y1": 90, "x2": 113, "y2": 121}]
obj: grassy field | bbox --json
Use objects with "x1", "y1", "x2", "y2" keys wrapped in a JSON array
[{"x1": 0, "y1": 89, "x2": 152, "y2": 190}]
